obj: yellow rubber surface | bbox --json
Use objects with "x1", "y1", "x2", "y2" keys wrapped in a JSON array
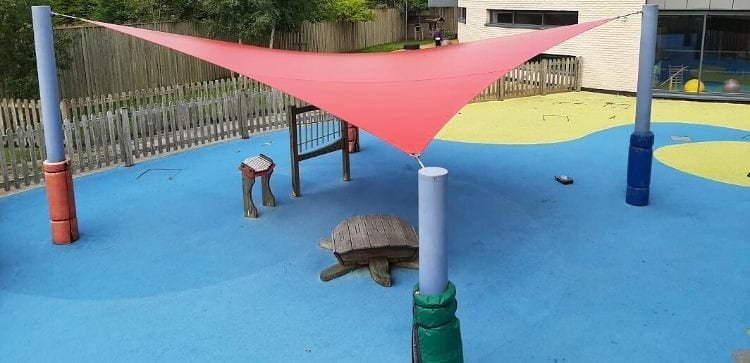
[
  {"x1": 655, "y1": 141, "x2": 750, "y2": 187},
  {"x1": 437, "y1": 91, "x2": 750, "y2": 187},
  {"x1": 437, "y1": 92, "x2": 750, "y2": 144}
]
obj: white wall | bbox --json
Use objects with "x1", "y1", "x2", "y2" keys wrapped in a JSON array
[{"x1": 458, "y1": 0, "x2": 647, "y2": 92}]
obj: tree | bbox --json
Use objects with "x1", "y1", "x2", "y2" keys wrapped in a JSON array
[
  {"x1": 202, "y1": 0, "x2": 318, "y2": 48},
  {"x1": 89, "y1": 0, "x2": 206, "y2": 24},
  {"x1": 202, "y1": 0, "x2": 376, "y2": 48},
  {"x1": 367, "y1": 0, "x2": 427, "y2": 12},
  {"x1": 0, "y1": 0, "x2": 73, "y2": 99},
  {"x1": 323, "y1": 0, "x2": 375, "y2": 22}
]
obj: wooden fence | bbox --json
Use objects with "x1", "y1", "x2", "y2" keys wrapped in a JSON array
[
  {"x1": 1, "y1": 56, "x2": 582, "y2": 192},
  {"x1": 55, "y1": 9, "x2": 406, "y2": 99},
  {"x1": 274, "y1": 8, "x2": 405, "y2": 53},
  {"x1": 1, "y1": 86, "x2": 291, "y2": 192},
  {"x1": 472, "y1": 57, "x2": 582, "y2": 102}
]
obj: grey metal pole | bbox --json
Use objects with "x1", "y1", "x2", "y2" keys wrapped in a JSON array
[
  {"x1": 626, "y1": 4, "x2": 658, "y2": 206},
  {"x1": 418, "y1": 167, "x2": 448, "y2": 295},
  {"x1": 32, "y1": 5, "x2": 65, "y2": 163},
  {"x1": 633, "y1": 4, "x2": 658, "y2": 134}
]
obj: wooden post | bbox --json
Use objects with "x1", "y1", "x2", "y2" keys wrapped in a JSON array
[
  {"x1": 575, "y1": 56, "x2": 583, "y2": 92},
  {"x1": 239, "y1": 91, "x2": 249, "y2": 139},
  {"x1": 0, "y1": 130, "x2": 9, "y2": 191},
  {"x1": 499, "y1": 77, "x2": 506, "y2": 101},
  {"x1": 540, "y1": 59, "x2": 548, "y2": 96},
  {"x1": 341, "y1": 120, "x2": 350, "y2": 182},
  {"x1": 289, "y1": 105, "x2": 301, "y2": 197}
]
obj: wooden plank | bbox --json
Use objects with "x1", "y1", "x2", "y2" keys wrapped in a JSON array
[
  {"x1": 384, "y1": 216, "x2": 408, "y2": 248},
  {"x1": 30, "y1": 100, "x2": 44, "y2": 129},
  {"x1": 165, "y1": 104, "x2": 175, "y2": 152},
  {"x1": 17, "y1": 127, "x2": 30, "y2": 186},
  {"x1": 239, "y1": 92, "x2": 249, "y2": 139},
  {"x1": 196, "y1": 99, "x2": 206, "y2": 144},
  {"x1": 119, "y1": 109, "x2": 134, "y2": 166},
  {"x1": 106, "y1": 111, "x2": 118, "y2": 165},
  {"x1": 81, "y1": 115, "x2": 95, "y2": 171},
  {"x1": 9, "y1": 99, "x2": 21, "y2": 130},
  {"x1": 0, "y1": 99, "x2": 7, "y2": 130},
  {"x1": 210, "y1": 96, "x2": 219, "y2": 142},
  {"x1": 72, "y1": 115, "x2": 86, "y2": 170},
  {"x1": 332, "y1": 220, "x2": 353, "y2": 255},
  {"x1": 93, "y1": 114, "x2": 104, "y2": 168},
  {"x1": 147, "y1": 107, "x2": 157, "y2": 156},
  {"x1": 127, "y1": 109, "x2": 139, "y2": 159},
  {"x1": 176, "y1": 103, "x2": 186, "y2": 149},
  {"x1": 224, "y1": 94, "x2": 235, "y2": 137},
  {"x1": 0, "y1": 130, "x2": 9, "y2": 191},
  {"x1": 38, "y1": 124, "x2": 46, "y2": 165},
  {"x1": 363, "y1": 215, "x2": 390, "y2": 249},
  {"x1": 7, "y1": 128, "x2": 20, "y2": 189},
  {"x1": 137, "y1": 106, "x2": 148, "y2": 156},
  {"x1": 186, "y1": 101, "x2": 196, "y2": 147},
  {"x1": 216, "y1": 95, "x2": 226, "y2": 139},
  {"x1": 27, "y1": 125, "x2": 40, "y2": 184},
  {"x1": 347, "y1": 215, "x2": 372, "y2": 251},
  {"x1": 155, "y1": 107, "x2": 164, "y2": 154},
  {"x1": 62, "y1": 118, "x2": 76, "y2": 173}
]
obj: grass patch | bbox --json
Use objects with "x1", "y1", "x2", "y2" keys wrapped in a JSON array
[{"x1": 354, "y1": 40, "x2": 434, "y2": 53}]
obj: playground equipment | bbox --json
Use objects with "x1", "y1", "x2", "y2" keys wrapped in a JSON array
[
  {"x1": 287, "y1": 105, "x2": 350, "y2": 197},
  {"x1": 723, "y1": 78, "x2": 741, "y2": 93},
  {"x1": 319, "y1": 215, "x2": 419, "y2": 287},
  {"x1": 684, "y1": 79, "x2": 705, "y2": 93}
]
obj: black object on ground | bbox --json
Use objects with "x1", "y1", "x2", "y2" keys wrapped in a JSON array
[
  {"x1": 555, "y1": 175, "x2": 574, "y2": 185},
  {"x1": 403, "y1": 43, "x2": 420, "y2": 50}
]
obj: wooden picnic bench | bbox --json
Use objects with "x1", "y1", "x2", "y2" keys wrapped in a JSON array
[{"x1": 319, "y1": 215, "x2": 419, "y2": 287}]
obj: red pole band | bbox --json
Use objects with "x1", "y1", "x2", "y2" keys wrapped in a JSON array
[{"x1": 43, "y1": 158, "x2": 79, "y2": 244}]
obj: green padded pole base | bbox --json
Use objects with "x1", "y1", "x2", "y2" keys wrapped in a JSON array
[{"x1": 412, "y1": 281, "x2": 464, "y2": 363}]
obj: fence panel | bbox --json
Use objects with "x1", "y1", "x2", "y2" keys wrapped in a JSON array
[{"x1": 1, "y1": 57, "x2": 581, "y2": 193}]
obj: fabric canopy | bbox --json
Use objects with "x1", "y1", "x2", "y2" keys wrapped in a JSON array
[{"x1": 86, "y1": 18, "x2": 611, "y2": 154}]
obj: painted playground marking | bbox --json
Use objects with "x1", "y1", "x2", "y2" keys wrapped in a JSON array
[{"x1": 655, "y1": 141, "x2": 750, "y2": 187}]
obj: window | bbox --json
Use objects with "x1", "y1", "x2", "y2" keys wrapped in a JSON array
[
  {"x1": 515, "y1": 12, "x2": 543, "y2": 26},
  {"x1": 655, "y1": 13, "x2": 750, "y2": 95},
  {"x1": 458, "y1": 7, "x2": 466, "y2": 24},
  {"x1": 494, "y1": 12, "x2": 513, "y2": 24},
  {"x1": 487, "y1": 10, "x2": 578, "y2": 29}
]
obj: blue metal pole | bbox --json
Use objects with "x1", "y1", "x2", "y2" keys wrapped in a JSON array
[
  {"x1": 626, "y1": 4, "x2": 658, "y2": 207},
  {"x1": 418, "y1": 166, "x2": 448, "y2": 295},
  {"x1": 32, "y1": 5, "x2": 65, "y2": 163}
]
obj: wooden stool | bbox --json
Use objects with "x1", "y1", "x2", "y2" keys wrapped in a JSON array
[{"x1": 239, "y1": 154, "x2": 276, "y2": 218}]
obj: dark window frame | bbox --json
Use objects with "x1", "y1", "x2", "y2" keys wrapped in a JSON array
[
  {"x1": 486, "y1": 9, "x2": 578, "y2": 29},
  {"x1": 458, "y1": 7, "x2": 467, "y2": 23}
]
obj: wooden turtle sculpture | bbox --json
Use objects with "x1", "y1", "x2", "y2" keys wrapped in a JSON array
[{"x1": 319, "y1": 215, "x2": 419, "y2": 287}]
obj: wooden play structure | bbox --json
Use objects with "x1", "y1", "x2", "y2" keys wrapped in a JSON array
[
  {"x1": 319, "y1": 215, "x2": 419, "y2": 287},
  {"x1": 287, "y1": 105, "x2": 350, "y2": 197}
]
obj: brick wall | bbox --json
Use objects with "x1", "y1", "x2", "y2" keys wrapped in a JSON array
[{"x1": 458, "y1": 0, "x2": 647, "y2": 92}]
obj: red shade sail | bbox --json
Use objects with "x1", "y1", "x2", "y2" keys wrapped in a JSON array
[{"x1": 86, "y1": 18, "x2": 611, "y2": 154}]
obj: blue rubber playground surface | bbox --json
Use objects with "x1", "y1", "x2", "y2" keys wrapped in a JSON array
[{"x1": 1, "y1": 122, "x2": 748, "y2": 361}]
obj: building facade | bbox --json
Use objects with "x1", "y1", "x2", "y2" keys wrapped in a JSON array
[{"x1": 451, "y1": 0, "x2": 750, "y2": 98}]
